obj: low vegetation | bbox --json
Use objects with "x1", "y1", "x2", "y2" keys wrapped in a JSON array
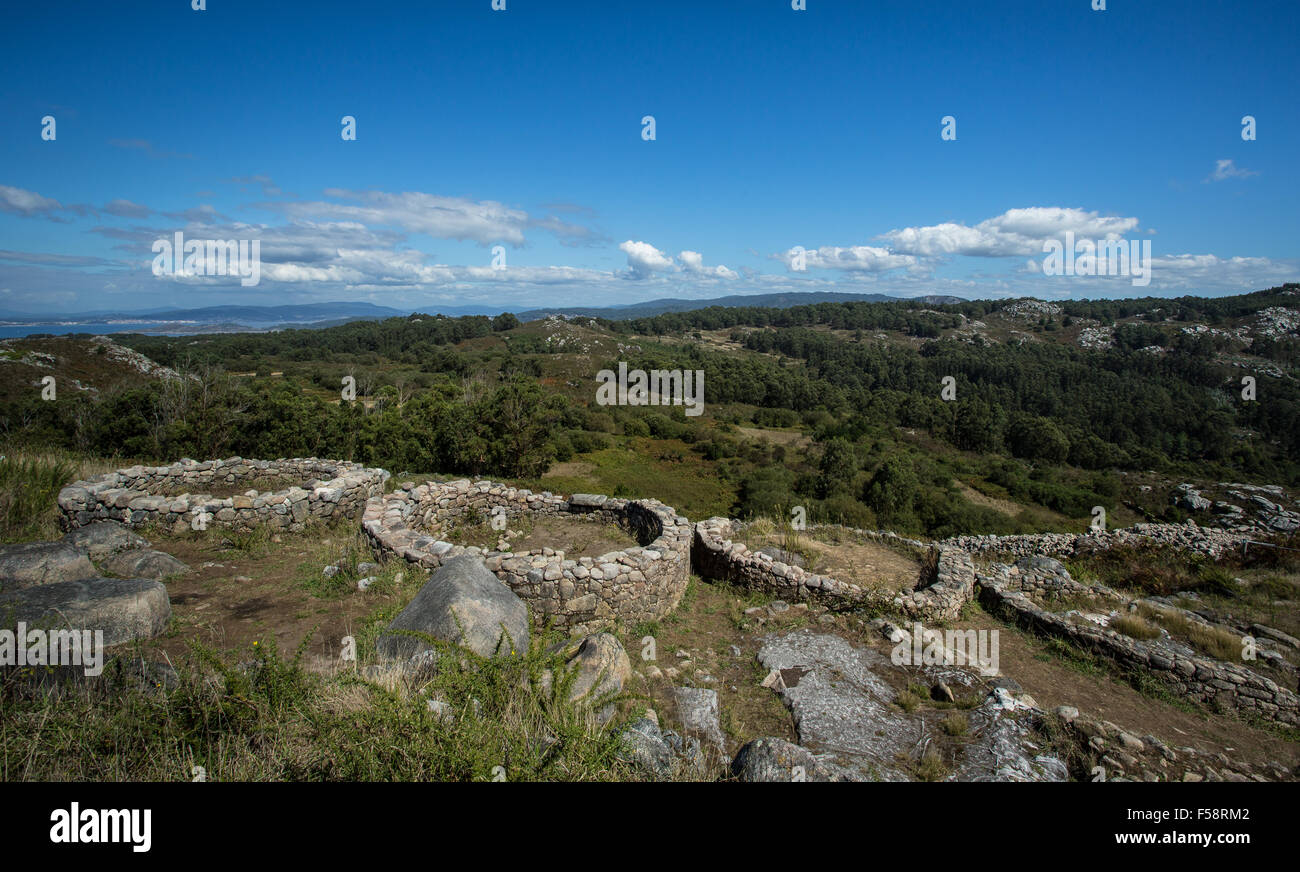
[{"x1": 0, "y1": 634, "x2": 645, "y2": 782}]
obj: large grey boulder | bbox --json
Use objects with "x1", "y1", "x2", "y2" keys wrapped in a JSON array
[
  {"x1": 98, "y1": 548, "x2": 190, "y2": 581},
  {"x1": 1175, "y1": 488, "x2": 1212, "y2": 512},
  {"x1": 377, "y1": 555, "x2": 528, "y2": 660},
  {"x1": 1015, "y1": 554, "x2": 1072, "y2": 580},
  {"x1": 0, "y1": 578, "x2": 172, "y2": 646},
  {"x1": 731, "y1": 737, "x2": 860, "y2": 782},
  {"x1": 62, "y1": 522, "x2": 150, "y2": 559},
  {"x1": 0, "y1": 542, "x2": 98, "y2": 591}
]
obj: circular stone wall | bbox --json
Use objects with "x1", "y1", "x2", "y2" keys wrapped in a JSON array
[
  {"x1": 693, "y1": 517, "x2": 976, "y2": 619},
  {"x1": 58, "y1": 457, "x2": 390, "y2": 533},
  {"x1": 692, "y1": 517, "x2": 875, "y2": 607},
  {"x1": 363, "y1": 479, "x2": 691, "y2": 633}
]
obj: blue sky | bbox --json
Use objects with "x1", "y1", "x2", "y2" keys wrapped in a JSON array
[{"x1": 1, "y1": 0, "x2": 1296, "y2": 315}]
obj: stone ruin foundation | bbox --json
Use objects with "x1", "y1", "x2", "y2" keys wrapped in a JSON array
[
  {"x1": 57, "y1": 457, "x2": 389, "y2": 534},
  {"x1": 364, "y1": 479, "x2": 691, "y2": 634}
]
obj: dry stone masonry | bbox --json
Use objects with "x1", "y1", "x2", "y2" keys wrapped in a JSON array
[
  {"x1": 942, "y1": 520, "x2": 1253, "y2": 560},
  {"x1": 35, "y1": 454, "x2": 1300, "y2": 735},
  {"x1": 57, "y1": 457, "x2": 389, "y2": 533},
  {"x1": 693, "y1": 518, "x2": 883, "y2": 609},
  {"x1": 977, "y1": 557, "x2": 1300, "y2": 728},
  {"x1": 892, "y1": 549, "x2": 977, "y2": 622},
  {"x1": 694, "y1": 518, "x2": 976, "y2": 621},
  {"x1": 363, "y1": 479, "x2": 691, "y2": 634}
]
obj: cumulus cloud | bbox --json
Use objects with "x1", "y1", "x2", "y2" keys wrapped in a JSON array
[
  {"x1": 226, "y1": 174, "x2": 286, "y2": 197},
  {"x1": 2, "y1": 184, "x2": 1292, "y2": 313},
  {"x1": 779, "y1": 245, "x2": 917, "y2": 273},
  {"x1": 678, "y1": 250, "x2": 738, "y2": 279},
  {"x1": 620, "y1": 240, "x2": 675, "y2": 277},
  {"x1": 880, "y1": 207, "x2": 1140, "y2": 258},
  {"x1": 0, "y1": 250, "x2": 118, "y2": 267}
]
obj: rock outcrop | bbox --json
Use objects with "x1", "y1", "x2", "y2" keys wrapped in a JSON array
[
  {"x1": 0, "y1": 542, "x2": 98, "y2": 591},
  {"x1": 0, "y1": 577, "x2": 171, "y2": 646}
]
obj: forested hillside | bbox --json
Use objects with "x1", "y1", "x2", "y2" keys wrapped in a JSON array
[{"x1": 2, "y1": 286, "x2": 1296, "y2": 539}]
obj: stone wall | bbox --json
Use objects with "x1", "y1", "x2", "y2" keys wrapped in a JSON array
[
  {"x1": 57, "y1": 457, "x2": 389, "y2": 534},
  {"x1": 977, "y1": 561, "x2": 1300, "y2": 728},
  {"x1": 692, "y1": 518, "x2": 883, "y2": 609},
  {"x1": 693, "y1": 519, "x2": 974, "y2": 620},
  {"x1": 942, "y1": 520, "x2": 1252, "y2": 560},
  {"x1": 363, "y1": 479, "x2": 691, "y2": 634},
  {"x1": 892, "y1": 549, "x2": 977, "y2": 621}
]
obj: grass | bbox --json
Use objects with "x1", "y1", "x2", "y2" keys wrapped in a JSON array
[
  {"x1": 939, "y1": 712, "x2": 969, "y2": 736},
  {"x1": 0, "y1": 450, "x2": 79, "y2": 542},
  {"x1": 894, "y1": 690, "x2": 921, "y2": 713},
  {"x1": 913, "y1": 747, "x2": 949, "y2": 781},
  {"x1": 1134, "y1": 603, "x2": 1243, "y2": 662},
  {"x1": 525, "y1": 438, "x2": 737, "y2": 519},
  {"x1": 0, "y1": 631, "x2": 659, "y2": 782},
  {"x1": 1034, "y1": 637, "x2": 1202, "y2": 717},
  {"x1": 737, "y1": 514, "x2": 819, "y2": 569},
  {"x1": 0, "y1": 446, "x2": 140, "y2": 543},
  {"x1": 1109, "y1": 613, "x2": 1163, "y2": 640},
  {"x1": 290, "y1": 525, "x2": 406, "y2": 599}
]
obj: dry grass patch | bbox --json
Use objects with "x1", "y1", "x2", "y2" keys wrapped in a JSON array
[
  {"x1": 1136, "y1": 603, "x2": 1243, "y2": 662},
  {"x1": 738, "y1": 519, "x2": 923, "y2": 596},
  {"x1": 1109, "y1": 613, "x2": 1162, "y2": 640}
]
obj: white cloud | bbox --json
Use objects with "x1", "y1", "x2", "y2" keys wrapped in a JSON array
[
  {"x1": 1206, "y1": 159, "x2": 1258, "y2": 182},
  {"x1": 103, "y1": 198, "x2": 152, "y2": 218},
  {"x1": 620, "y1": 240, "x2": 675, "y2": 277},
  {"x1": 679, "y1": 250, "x2": 738, "y2": 279},
  {"x1": 780, "y1": 245, "x2": 917, "y2": 272},
  {"x1": 0, "y1": 184, "x2": 63, "y2": 217},
  {"x1": 880, "y1": 207, "x2": 1141, "y2": 258},
  {"x1": 281, "y1": 190, "x2": 532, "y2": 245}
]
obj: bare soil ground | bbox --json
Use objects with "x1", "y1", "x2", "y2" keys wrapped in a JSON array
[
  {"x1": 739, "y1": 526, "x2": 923, "y2": 595},
  {"x1": 142, "y1": 522, "x2": 422, "y2": 670},
  {"x1": 953, "y1": 480, "x2": 1021, "y2": 516},
  {"x1": 439, "y1": 513, "x2": 640, "y2": 558}
]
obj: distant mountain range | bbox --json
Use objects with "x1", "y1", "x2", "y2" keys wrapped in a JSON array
[
  {"x1": 0, "y1": 293, "x2": 965, "y2": 337},
  {"x1": 0, "y1": 301, "x2": 410, "y2": 325}
]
